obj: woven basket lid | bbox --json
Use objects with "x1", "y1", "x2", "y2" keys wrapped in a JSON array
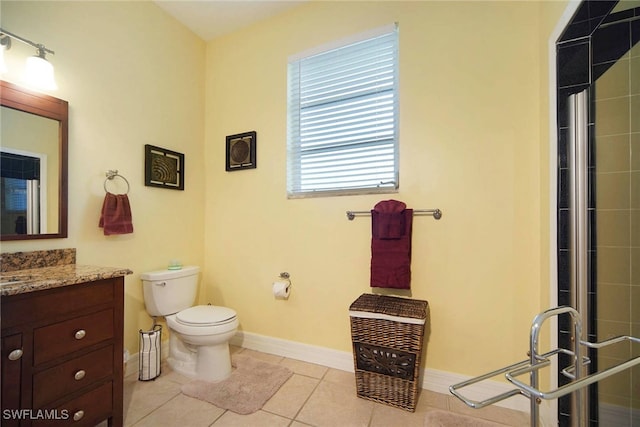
[{"x1": 349, "y1": 293, "x2": 428, "y2": 320}]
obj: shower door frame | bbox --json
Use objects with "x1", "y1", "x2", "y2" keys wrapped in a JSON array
[
  {"x1": 567, "y1": 89, "x2": 591, "y2": 427},
  {"x1": 552, "y1": 0, "x2": 638, "y2": 425}
]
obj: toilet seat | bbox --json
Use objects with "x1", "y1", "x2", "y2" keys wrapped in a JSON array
[{"x1": 176, "y1": 305, "x2": 237, "y2": 327}]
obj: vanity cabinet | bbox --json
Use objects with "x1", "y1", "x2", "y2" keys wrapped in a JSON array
[{"x1": 1, "y1": 277, "x2": 124, "y2": 427}]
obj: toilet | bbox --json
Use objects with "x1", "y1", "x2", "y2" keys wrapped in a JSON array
[{"x1": 141, "y1": 266, "x2": 239, "y2": 382}]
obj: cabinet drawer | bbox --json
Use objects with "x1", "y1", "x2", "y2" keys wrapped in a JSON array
[
  {"x1": 32, "y1": 381, "x2": 113, "y2": 427},
  {"x1": 33, "y1": 345, "x2": 113, "y2": 408},
  {"x1": 34, "y1": 309, "x2": 114, "y2": 365},
  {"x1": 1, "y1": 279, "x2": 115, "y2": 329}
]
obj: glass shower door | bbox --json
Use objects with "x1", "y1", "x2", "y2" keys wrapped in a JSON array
[
  {"x1": 592, "y1": 23, "x2": 639, "y2": 426},
  {"x1": 557, "y1": 2, "x2": 640, "y2": 424}
]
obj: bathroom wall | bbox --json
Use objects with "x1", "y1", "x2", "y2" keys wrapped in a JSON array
[
  {"x1": 0, "y1": 0, "x2": 571, "y2": 386},
  {"x1": 204, "y1": 0, "x2": 566, "y2": 377},
  {"x1": 0, "y1": 1, "x2": 206, "y2": 355}
]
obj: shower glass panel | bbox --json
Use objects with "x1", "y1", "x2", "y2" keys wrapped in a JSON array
[
  {"x1": 557, "y1": 1, "x2": 640, "y2": 425},
  {"x1": 593, "y1": 21, "x2": 640, "y2": 426}
]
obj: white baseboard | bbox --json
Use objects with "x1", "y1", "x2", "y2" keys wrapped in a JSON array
[{"x1": 231, "y1": 330, "x2": 354, "y2": 372}]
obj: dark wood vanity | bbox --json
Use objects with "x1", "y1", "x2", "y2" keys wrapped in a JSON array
[{"x1": 1, "y1": 251, "x2": 131, "y2": 427}]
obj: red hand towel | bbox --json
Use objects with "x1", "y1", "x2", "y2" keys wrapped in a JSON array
[
  {"x1": 99, "y1": 193, "x2": 134, "y2": 235},
  {"x1": 370, "y1": 200, "x2": 412, "y2": 289}
]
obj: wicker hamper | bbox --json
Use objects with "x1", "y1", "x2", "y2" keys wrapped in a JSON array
[{"x1": 349, "y1": 293, "x2": 429, "y2": 412}]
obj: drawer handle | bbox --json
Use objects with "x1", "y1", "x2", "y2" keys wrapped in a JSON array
[
  {"x1": 74, "y1": 370, "x2": 86, "y2": 381},
  {"x1": 8, "y1": 349, "x2": 23, "y2": 361},
  {"x1": 74, "y1": 329, "x2": 86, "y2": 340},
  {"x1": 73, "y1": 410, "x2": 84, "y2": 421}
]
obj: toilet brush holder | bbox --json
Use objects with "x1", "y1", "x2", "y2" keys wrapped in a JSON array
[{"x1": 139, "y1": 324, "x2": 162, "y2": 381}]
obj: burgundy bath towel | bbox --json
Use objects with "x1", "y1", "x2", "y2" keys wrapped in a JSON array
[
  {"x1": 99, "y1": 193, "x2": 133, "y2": 235},
  {"x1": 370, "y1": 200, "x2": 413, "y2": 289}
]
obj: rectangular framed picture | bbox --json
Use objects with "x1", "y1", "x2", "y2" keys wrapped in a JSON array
[
  {"x1": 226, "y1": 131, "x2": 256, "y2": 171},
  {"x1": 144, "y1": 144, "x2": 185, "y2": 190}
]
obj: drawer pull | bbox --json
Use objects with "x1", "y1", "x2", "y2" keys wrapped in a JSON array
[
  {"x1": 74, "y1": 329, "x2": 86, "y2": 340},
  {"x1": 8, "y1": 348, "x2": 23, "y2": 361},
  {"x1": 73, "y1": 410, "x2": 84, "y2": 421},
  {"x1": 74, "y1": 370, "x2": 86, "y2": 380}
]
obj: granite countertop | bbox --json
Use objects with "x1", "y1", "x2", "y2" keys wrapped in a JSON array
[{"x1": 0, "y1": 264, "x2": 133, "y2": 296}]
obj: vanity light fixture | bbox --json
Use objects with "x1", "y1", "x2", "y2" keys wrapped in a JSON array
[
  {"x1": 0, "y1": 37, "x2": 8, "y2": 75},
  {"x1": 0, "y1": 27, "x2": 57, "y2": 91}
]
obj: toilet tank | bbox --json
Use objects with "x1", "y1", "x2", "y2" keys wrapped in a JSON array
[{"x1": 141, "y1": 266, "x2": 200, "y2": 317}]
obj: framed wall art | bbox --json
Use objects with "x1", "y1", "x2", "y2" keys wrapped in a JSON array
[
  {"x1": 144, "y1": 144, "x2": 185, "y2": 190},
  {"x1": 226, "y1": 131, "x2": 256, "y2": 171}
]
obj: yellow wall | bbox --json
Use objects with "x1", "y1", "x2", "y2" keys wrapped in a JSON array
[
  {"x1": 0, "y1": 0, "x2": 206, "y2": 355},
  {"x1": 205, "y1": 0, "x2": 564, "y2": 376},
  {"x1": 0, "y1": 0, "x2": 572, "y2": 380}
]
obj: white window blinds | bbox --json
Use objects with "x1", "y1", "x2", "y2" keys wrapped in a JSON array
[{"x1": 287, "y1": 24, "x2": 399, "y2": 197}]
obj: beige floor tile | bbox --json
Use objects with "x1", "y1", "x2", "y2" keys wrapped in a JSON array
[
  {"x1": 369, "y1": 388, "x2": 449, "y2": 427},
  {"x1": 238, "y1": 348, "x2": 285, "y2": 365},
  {"x1": 420, "y1": 390, "x2": 449, "y2": 410},
  {"x1": 370, "y1": 404, "x2": 429, "y2": 427},
  {"x1": 123, "y1": 374, "x2": 184, "y2": 426},
  {"x1": 281, "y1": 357, "x2": 329, "y2": 378},
  {"x1": 119, "y1": 347, "x2": 530, "y2": 427},
  {"x1": 130, "y1": 394, "x2": 224, "y2": 427},
  {"x1": 211, "y1": 410, "x2": 290, "y2": 427},
  {"x1": 155, "y1": 362, "x2": 192, "y2": 385},
  {"x1": 296, "y1": 379, "x2": 374, "y2": 427},
  {"x1": 447, "y1": 396, "x2": 529, "y2": 427},
  {"x1": 262, "y1": 373, "x2": 320, "y2": 418},
  {"x1": 323, "y1": 367, "x2": 357, "y2": 387}
]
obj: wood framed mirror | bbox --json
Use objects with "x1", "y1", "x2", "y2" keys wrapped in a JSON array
[{"x1": 1, "y1": 80, "x2": 68, "y2": 240}]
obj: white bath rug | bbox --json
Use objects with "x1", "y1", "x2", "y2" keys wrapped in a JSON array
[
  {"x1": 180, "y1": 353, "x2": 293, "y2": 415},
  {"x1": 424, "y1": 409, "x2": 508, "y2": 426}
]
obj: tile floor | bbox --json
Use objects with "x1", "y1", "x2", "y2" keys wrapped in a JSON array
[{"x1": 116, "y1": 347, "x2": 530, "y2": 427}]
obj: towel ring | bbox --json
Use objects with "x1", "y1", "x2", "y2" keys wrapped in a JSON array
[{"x1": 104, "y1": 170, "x2": 130, "y2": 195}]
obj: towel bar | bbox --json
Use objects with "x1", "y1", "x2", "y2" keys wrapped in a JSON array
[
  {"x1": 346, "y1": 208, "x2": 442, "y2": 221},
  {"x1": 449, "y1": 306, "x2": 640, "y2": 427},
  {"x1": 104, "y1": 169, "x2": 130, "y2": 195}
]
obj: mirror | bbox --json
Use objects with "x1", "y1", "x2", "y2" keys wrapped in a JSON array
[{"x1": 0, "y1": 80, "x2": 68, "y2": 240}]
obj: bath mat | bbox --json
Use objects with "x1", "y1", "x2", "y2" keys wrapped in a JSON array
[
  {"x1": 424, "y1": 409, "x2": 507, "y2": 426},
  {"x1": 180, "y1": 353, "x2": 293, "y2": 415}
]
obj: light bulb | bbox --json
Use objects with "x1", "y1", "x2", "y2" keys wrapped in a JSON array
[
  {"x1": 25, "y1": 54, "x2": 57, "y2": 90},
  {"x1": 0, "y1": 45, "x2": 7, "y2": 74}
]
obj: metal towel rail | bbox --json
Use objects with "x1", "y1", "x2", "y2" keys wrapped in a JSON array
[
  {"x1": 449, "y1": 306, "x2": 640, "y2": 427},
  {"x1": 104, "y1": 169, "x2": 130, "y2": 195},
  {"x1": 346, "y1": 208, "x2": 442, "y2": 221}
]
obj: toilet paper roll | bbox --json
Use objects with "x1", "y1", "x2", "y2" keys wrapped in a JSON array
[
  {"x1": 272, "y1": 280, "x2": 291, "y2": 299},
  {"x1": 139, "y1": 350, "x2": 159, "y2": 381},
  {"x1": 139, "y1": 330, "x2": 161, "y2": 380}
]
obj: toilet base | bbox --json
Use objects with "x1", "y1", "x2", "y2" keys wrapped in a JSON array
[
  {"x1": 168, "y1": 333, "x2": 233, "y2": 382},
  {"x1": 196, "y1": 343, "x2": 232, "y2": 382}
]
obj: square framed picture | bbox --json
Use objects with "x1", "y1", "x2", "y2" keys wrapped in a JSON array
[
  {"x1": 144, "y1": 144, "x2": 185, "y2": 190},
  {"x1": 226, "y1": 131, "x2": 256, "y2": 171}
]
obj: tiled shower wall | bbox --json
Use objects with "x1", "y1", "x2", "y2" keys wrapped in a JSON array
[
  {"x1": 556, "y1": 1, "x2": 640, "y2": 424},
  {"x1": 593, "y1": 14, "x2": 640, "y2": 412}
]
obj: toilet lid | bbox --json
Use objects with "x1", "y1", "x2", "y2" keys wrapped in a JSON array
[{"x1": 176, "y1": 305, "x2": 237, "y2": 326}]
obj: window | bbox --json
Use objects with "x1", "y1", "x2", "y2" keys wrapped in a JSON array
[
  {"x1": 287, "y1": 24, "x2": 399, "y2": 197},
  {"x1": 2, "y1": 178, "x2": 28, "y2": 212}
]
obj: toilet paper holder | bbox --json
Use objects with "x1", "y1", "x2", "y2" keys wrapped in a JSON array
[{"x1": 273, "y1": 272, "x2": 292, "y2": 299}]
